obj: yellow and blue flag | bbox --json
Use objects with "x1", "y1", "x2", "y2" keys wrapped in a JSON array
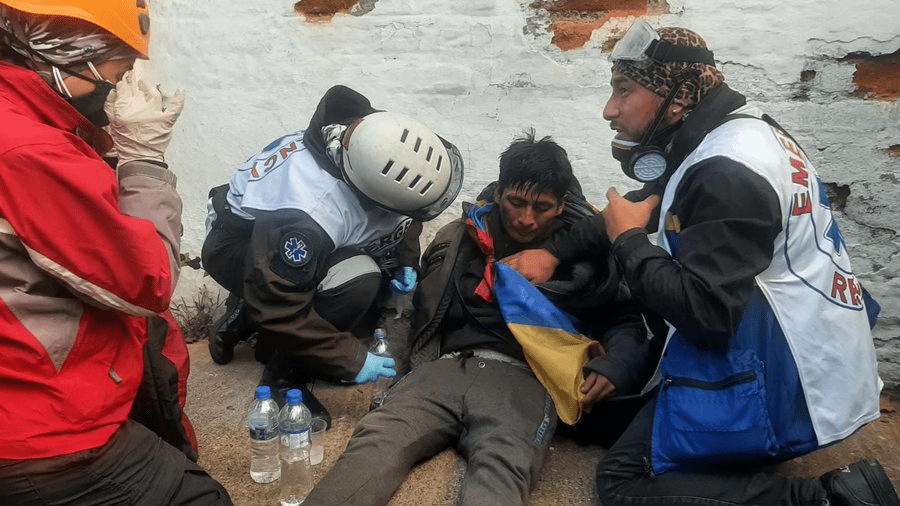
[{"x1": 465, "y1": 202, "x2": 598, "y2": 425}]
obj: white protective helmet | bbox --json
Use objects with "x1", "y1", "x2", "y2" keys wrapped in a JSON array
[{"x1": 341, "y1": 111, "x2": 463, "y2": 221}]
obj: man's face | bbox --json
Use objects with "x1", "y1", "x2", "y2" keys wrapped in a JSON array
[
  {"x1": 495, "y1": 186, "x2": 565, "y2": 244},
  {"x1": 603, "y1": 70, "x2": 666, "y2": 142}
]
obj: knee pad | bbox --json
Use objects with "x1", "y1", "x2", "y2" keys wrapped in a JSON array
[
  {"x1": 314, "y1": 251, "x2": 382, "y2": 331},
  {"x1": 317, "y1": 252, "x2": 381, "y2": 294}
]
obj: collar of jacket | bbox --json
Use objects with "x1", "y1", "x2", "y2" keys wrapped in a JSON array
[
  {"x1": 300, "y1": 84, "x2": 378, "y2": 181},
  {"x1": 667, "y1": 83, "x2": 748, "y2": 169},
  {"x1": 0, "y1": 60, "x2": 112, "y2": 155},
  {"x1": 624, "y1": 84, "x2": 748, "y2": 225}
]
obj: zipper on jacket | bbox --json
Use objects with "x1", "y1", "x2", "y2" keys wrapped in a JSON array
[
  {"x1": 423, "y1": 241, "x2": 450, "y2": 271},
  {"x1": 663, "y1": 370, "x2": 756, "y2": 390}
]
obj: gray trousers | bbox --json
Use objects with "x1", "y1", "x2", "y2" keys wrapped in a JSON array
[{"x1": 305, "y1": 354, "x2": 556, "y2": 506}]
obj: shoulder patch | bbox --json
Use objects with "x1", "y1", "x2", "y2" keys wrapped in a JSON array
[{"x1": 280, "y1": 232, "x2": 313, "y2": 267}]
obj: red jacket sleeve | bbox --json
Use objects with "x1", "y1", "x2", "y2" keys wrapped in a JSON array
[{"x1": 0, "y1": 139, "x2": 173, "y2": 315}]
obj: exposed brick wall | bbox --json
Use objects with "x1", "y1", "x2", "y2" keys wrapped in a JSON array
[
  {"x1": 530, "y1": 0, "x2": 668, "y2": 51},
  {"x1": 844, "y1": 49, "x2": 900, "y2": 100},
  {"x1": 294, "y1": 0, "x2": 371, "y2": 21}
]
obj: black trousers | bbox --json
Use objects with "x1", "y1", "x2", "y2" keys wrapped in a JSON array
[
  {"x1": 0, "y1": 420, "x2": 231, "y2": 506},
  {"x1": 595, "y1": 395, "x2": 830, "y2": 506},
  {"x1": 202, "y1": 213, "x2": 382, "y2": 333}
]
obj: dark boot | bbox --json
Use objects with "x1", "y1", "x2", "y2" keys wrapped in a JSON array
[
  {"x1": 259, "y1": 358, "x2": 332, "y2": 430},
  {"x1": 208, "y1": 293, "x2": 252, "y2": 365},
  {"x1": 822, "y1": 459, "x2": 900, "y2": 506}
]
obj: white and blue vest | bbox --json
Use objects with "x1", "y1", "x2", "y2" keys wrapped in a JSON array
[
  {"x1": 650, "y1": 107, "x2": 881, "y2": 474},
  {"x1": 219, "y1": 130, "x2": 411, "y2": 262}
]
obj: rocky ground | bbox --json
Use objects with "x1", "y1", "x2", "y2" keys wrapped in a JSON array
[{"x1": 182, "y1": 307, "x2": 900, "y2": 505}]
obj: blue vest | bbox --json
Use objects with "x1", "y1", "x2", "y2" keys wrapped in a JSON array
[{"x1": 650, "y1": 108, "x2": 881, "y2": 474}]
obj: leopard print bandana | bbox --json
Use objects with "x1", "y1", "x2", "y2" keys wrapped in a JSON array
[{"x1": 612, "y1": 26, "x2": 724, "y2": 109}]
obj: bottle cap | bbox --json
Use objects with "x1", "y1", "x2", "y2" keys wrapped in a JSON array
[
  {"x1": 255, "y1": 385, "x2": 271, "y2": 400},
  {"x1": 286, "y1": 388, "x2": 304, "y2": 405},
  {"x1": 374, "y1": 328, "x2": 387, "y2": 340}
]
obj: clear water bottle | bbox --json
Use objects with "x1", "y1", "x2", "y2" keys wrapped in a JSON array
[
  {"x1": 278, "y1": 388, "x2": 313, "y2": 506},
  {"x1": 369, "y1": 327, "x2": 392, "y2": 410},
  {"x1": 247, "y1": 385, "x2": 281, "y2": 483}
]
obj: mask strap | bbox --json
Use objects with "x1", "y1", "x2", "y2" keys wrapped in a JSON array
[
  {"x1": 56, "y1": 61, "x2": 113, "y2": 87},
  {"x1": 19, "y1": 41, "x2": 112, "y2": 96},
  {"x1": 50, "y1": 66, "x2": 72, "y2": 97},
  {"x1": 85, "y1": 61, "x2": 107, "y2": 82},
  {"x1": 639, "y1": 75, "x2": 687, "y2": 146}
]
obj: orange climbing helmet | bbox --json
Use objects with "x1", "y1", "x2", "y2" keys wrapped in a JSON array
[{"x1": 0, "y1": 0, "x2": 151, "y2": 58}]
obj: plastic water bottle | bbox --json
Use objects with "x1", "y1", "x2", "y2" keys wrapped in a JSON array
[
  {"x1": 247, "y1": 385, "x2": 281, "y2": 483},
  {"x1": 369, "y1": 327, "x2": 392, "y2": 410},
  {"x1": 278, "y1": 388, "x2": 313, "y2": 506}
]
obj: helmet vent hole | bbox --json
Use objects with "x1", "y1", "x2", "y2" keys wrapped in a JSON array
[
  {"x1": 426, "y1": 146, "x2": 434, "y2": 162},
  {"x1": 419, "y1": 181, "x2": 433, "y2": 195},
  {"x1": 413, "y1": 138, "x2": 422, "y2": 152},
  {"x1": 408, "y1": 175, "x2": 422, "y2": 189},
  {"x1": 435, "y1": 156, "x2": 443, "y2": 172},
  {"x1": 395, "y1": 167, "x2": 409, "y2": 182},
  {"x1": 381, "y1": 161, "x2": 394, "y2": 175},
  {"x1": 400, "y1": 129, "x2": 409, "y2": 143},
  {"x1": 138, "y1": 13, "x2": 150, "y2": 34}
]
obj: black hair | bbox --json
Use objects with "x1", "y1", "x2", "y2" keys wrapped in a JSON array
[{"x1": 497, "y1": 129, "x2": 573, "y2": 201}]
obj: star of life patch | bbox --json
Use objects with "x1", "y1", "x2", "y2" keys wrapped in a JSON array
[{"x1": 281, "y1": 233, "x2": 312, "y2": 267}]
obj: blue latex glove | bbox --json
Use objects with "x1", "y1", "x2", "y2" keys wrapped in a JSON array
[
  {"x1": 390, "y1": 266, "x2": 417, "y2": 294},
  {"x1": 354, "y1": 352, "x2": 397, "y2": 384}
]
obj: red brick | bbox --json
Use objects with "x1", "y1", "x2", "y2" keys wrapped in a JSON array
[
  {"x1": 546, "y1": 0, "x2": 646, "y2": 12},
  {"x1": 294, "y1": 0, "x2": 359, "y2": 21},
  {"x1": 845, "y1": 49, "x2": 900, "y2": 100}
]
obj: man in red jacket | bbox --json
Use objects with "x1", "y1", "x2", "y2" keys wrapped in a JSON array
[{"x1": 0, "y1": 1, "x2": 230, "y2": 503}]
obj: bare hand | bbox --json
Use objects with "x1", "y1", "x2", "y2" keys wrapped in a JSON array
[
  {"x1": 580, "y1": 372, "x2": 616, "y2": 413},
  {"x1": 601, "y1": 187, "x2": 660, "y2": 243},
  {"x1": 499, "y1": 249, "x2": 560, "y2": 284}
]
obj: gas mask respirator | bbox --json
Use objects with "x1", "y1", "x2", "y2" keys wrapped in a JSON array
[{"x1": 608, "y1": 21, "x2": 717, "y2": 183}]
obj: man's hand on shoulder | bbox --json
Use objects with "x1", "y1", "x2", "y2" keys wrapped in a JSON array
[{"x1": 500, "y1": 249, "x2": 560, "y2": 284}]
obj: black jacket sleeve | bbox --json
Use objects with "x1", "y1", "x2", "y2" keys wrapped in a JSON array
[
  {"x1": 243, "y1": 208, "x2": 369, "y2": 381},
  {"x1": 612, "y1": 157, "x2": 783, "y2": 348},
  {"x1": 544, "y1": 231, "x2": 653, "y2": 397},
  {"x1": 581, "y1": 298, "x2": 654, "y2": 396},
  {"x1": 395, "y1": 219, "x2": 423, "y2": 272},
  {"x1": 544, "y1": 181, "x2": 664, "y2": 264},
  {"x1": 545, "y1": 212, "x2": 609, "y2": 265}
]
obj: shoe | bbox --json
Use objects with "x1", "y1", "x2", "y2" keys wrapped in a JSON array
[
  {"x1": 208, "y1": 294, "x2": 250, "y2": 365},
  {"x1": 822, "y1": 460, "x2": 900, "y2": 506},
  {"x1": 297, "y1": 383, "x2": 332, "y2": 430},
  {"x1": 260, "y1": 359, "x2": 333, "y2": 429}
]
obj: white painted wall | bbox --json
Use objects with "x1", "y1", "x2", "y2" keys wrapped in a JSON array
[{"x1": 150, "y1": 0, "x2": 900, "y2": 387}]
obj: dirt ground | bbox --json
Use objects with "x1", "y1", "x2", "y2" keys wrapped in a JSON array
[{"x1": 183, "y1": 316, "x2": 900, "y2": 506}]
